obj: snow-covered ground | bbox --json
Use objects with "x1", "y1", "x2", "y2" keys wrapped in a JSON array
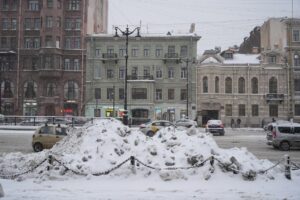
[{"x1": 1, "y1": 118, "x2": 300, "y2": 199}]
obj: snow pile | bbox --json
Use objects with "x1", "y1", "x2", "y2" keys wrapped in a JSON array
[{"x1": 0, "y1": 118, "x2": 280, "y2": 181}]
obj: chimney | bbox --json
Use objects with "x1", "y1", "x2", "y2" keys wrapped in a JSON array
[
  {"x1": 189, "y1": 23, "x2": 195, "y2": 33},
  {"x1": 274, "y1": 44, "x2": 279, "y2": 49}
]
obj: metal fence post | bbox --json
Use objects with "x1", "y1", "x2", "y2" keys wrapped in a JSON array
[
  {"x1": 47, "y1": 155, "x2": 53, "y2": 171},
  {"x1": 285, "y1": 154, "x2": 291, "y2": 180},
  {"x1": 0, "y1": 183, "x2": 4, "y2": 198},
  {"x1": 130, "y1": 156, "x2": 136, "y2": 174}
]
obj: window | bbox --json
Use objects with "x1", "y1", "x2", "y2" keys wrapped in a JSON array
[
  {"x1": 2, "y1": 0, "x2": 9, "y2": 10},
  {"x1": 180, "y1": 89, "x2": 187, "y2": 101},
  {"x1": 24, "y1": 81, "x2": 37, "y2": 99},
  {"x1": 156, "y1": 66, "x2": 162, "y2": 78},
  {"x1": 68, "y1": 0, "x2": 80, "y2": 10},
  {"x1": 64, "y1": 37, "x2": 81, "y2": 49},
  {"x1": 252, "y1": 105, "x2": 259, "y2": 116},
  {"x1": 47, "y1": 0, "x2": 53, "y2": 8},
  {"x1": 269, "y1": 104, "x2": 278, "y2": 117},
  {"x1": 132, "y1": 88, "x2": 147, "y2": 100},
  {"x1": 168, "y1": 45, "x2": 175, "y2": 54},
  {"x1": 295, "y1": 79, "x2": 300, "y2": 92},
  {"x1": 168, "y1": 89, "x2": 175, "y2": 100},
  {"x1": 295, "y1": 104, "x2": 300, "y2": 116},
  {"x1": 132, "y1": 48, "x2": 138, "y2": 57},
  {"x1": 143, "y1": 48, "x2": 150, "y2": 57},
  {"x1": 74, "y1": 37, "x2": 80, "y2": 49},
  {"x1": 94, "y1": 65, "x2": 101, "y2": 78},
  {"x1": 56, "y1": 17, "x2": 61, "y2": 28},
  {"x1": 12, "y1": 0, "x2": 17, "y2": 10},
  {"x1": 180, "y1": 45, "x2": 188, "y2": 57},
  {"x1": 46, "y1": 83, "x2": 56, "y2": 97},
  {"x1": 75, "y1": 18, "x2": 81, "y2": 30},
  {"x1": 33, "y1": 38, "x2": 40, "y2": 48},
  {"x1": 2, "y1": 18, "x2": 9, "y2": 30},
  {"x1": 119, "y1": 88, "x2": 124, "y2": 100},
  {"x1": 34, "y1": 18, "x2": 40, "y2": 30},
  {"x1": 57, "y1": 0, "x2": 62, "y2": 9},
  {"x1": 131, "y1": 66, "x2": 138, "y2": 79},
  {"x1": 203, "y1": 76, "x2": 208, "y2": 93},
  {"x1": 294, "y1": 54, "x2": 300, "y2": 67},
  {"x1": 155, "y1": 48, "x2": 162, "y2": 57},
  {"x1": 225, "y1": 104, "x2": 232, "y2": 116},
  {"x1": 3, "y1": 103, "x2": 14, "y2": 115},
  {"x1": 64, "y1": 59, "x2": 70, "y2": 70},
  {"x1": 94, "y1": 88, "x2": 101, "y2": 99},
  {"x1": 119, "y1": 48, "x2": 126, "y2": 57},
  {"x1": 1, "y1": 80, "x2": 14, "y2": 98},
  {"x1": 28, "y1": 0, "x2": 39, "y2": 11},
  {"x1": 24, "y1": 38, "x2": 32, "y2": 48},
  {"x1": 143, "y1": 66, "x2": 150, "y2": 78},
  {"x1": 238, "y1": 104, "x2": 246, "y2": 116},
  {"x1": 45, "y1": 36, "x2": 53, "y2": 47},
  {"x1": 107, "y1": 69, "x2": 114, "y2": 79},
  {"x1": 238, "y1": 77, "x2": 245, "y2": 93},
  {"x1": 268, "y1": 55, "x2": 276, "y2": 64},
  {"x1": 95, "y1": 49, "x2": 101, "y2": 57},
  {"x1": 11, "y1": 19, "x2": 17, "y2": 30},
  {"x1": 225, "y1": 77, "x2": 232, "y2": 93},
  {"x1": 119, "y1": 67, "x2": 125, "y2": 79},
  {"x1": 44, "y1": 56, "x2": 52, "y2": 69},
  {"x1": 156, "y1": 89, "x2": 162, "y2": 100},
  {"x1": 32, "y1": 57, "x2": 39, "y2": 70},
  {"x1": 168, "y1": 67, "x2": 174, "y2": 78},
  {"x1": 181, "y1": 67, "x2": 187, "y2": 79},
  {"x1": 64, "y1": 81, "x2": 79, "y2": 100},
  {"x1": 293, "y1": 30, "x2": 300, "y2": 42},
  {"x1": 269, "y1": 77, "x2": 277, "y2": 93},
  {"x1": 24, "y1": 18, "x2": 31, "y2": 30},
  {"x1": 215, "y1": 77, "x2": 219, "y2": 93},
  {"x1": 74, "y1": 59, "x2": 80, "y2": 70},
  {"x1": 251, "y1": 77, "x2": 258, "y2": 94},
  {"x1": 65, "y1": 18, "x2": 72, "y2": 30}
]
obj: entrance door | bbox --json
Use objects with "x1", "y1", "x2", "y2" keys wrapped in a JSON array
[
  {"x1": 202, "y1": 110, "x2": 219, "y2": 125},
  {"x1": 45, "y1": 105, "x2": 55, "y2": 116}
]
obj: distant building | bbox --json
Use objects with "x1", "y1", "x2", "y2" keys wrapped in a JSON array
[
  {"x1": 85, "y1": 33, "x2": 200, "y2": 124},
  {"x1": 0, "y1": 0, "x2": 108, "y2": 116},
  {"x1": 260, "y1": 17, "x2": 300, "y2": 122},
  {"x1": 196, "y1": 49, "x2": 288, "y2": 127}
]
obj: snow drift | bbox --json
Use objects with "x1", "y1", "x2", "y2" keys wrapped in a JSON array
[{"x1": 0, "y1": 118, "x2": 281, "y2": 181}]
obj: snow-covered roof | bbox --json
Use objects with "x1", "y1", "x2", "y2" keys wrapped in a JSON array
[{"x1": 223, "y1": 54, "x2": 260, "y2": 64}]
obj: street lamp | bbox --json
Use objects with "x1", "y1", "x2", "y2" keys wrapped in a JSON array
[
  {"x1": 114, "y1": 25, "x2": 141, "y2": 125},
  {"x1": 180, "y1": 58, "x2": 194, "y2": 119}
]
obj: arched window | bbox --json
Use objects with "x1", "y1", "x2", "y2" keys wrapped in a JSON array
[
  {"x1": 215, "y1": 76, "x2": 219, "y2": 93},
  {"x1": 251, "y1": 77, "x2": 258, "y2": 94},
  {"x1": 46, "y1": 83, "x2": 57, "y2": 97},
  {"x1": 1, "y1": 80, "x2": 14, "y2": 98},
  {"x1": 238, "y1": 77, "x2": 245, "y2": 93},
  {"x1": 225, "y1": 77, "x2": 232, "y2": 93},
  {"x1": 24, "y1": 80, "x2": 37, "y2": 99},
  {"x1": 269, "y1": 77, "x2": 277, "y2": 94},
  {"x1": 203, "y1": 76, "x2": 208, "y2": 93},
  {"x1": 64, "y1": 80, "x2": 79, "y2": 100}
]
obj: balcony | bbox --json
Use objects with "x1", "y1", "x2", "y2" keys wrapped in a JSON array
[
  {"x1": 38, "y1": 69, "x2": 62, "y2": 78},
  {"x1": 163, "y1": 53, "x2": 180, "y2": 64},
  {"x1": 127, "y1": 75, "x2": 154, "y2": 81},
  {"x1": 102, "y1": 53, "x2": 118, "y2": 64},
  {"x1": 265, "y1": 93, "x2": 284, "y2": 103}
]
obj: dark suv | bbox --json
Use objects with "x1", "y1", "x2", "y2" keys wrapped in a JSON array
[{"x1": 271, "y1": 122, "x2": 300, "y2": 151}]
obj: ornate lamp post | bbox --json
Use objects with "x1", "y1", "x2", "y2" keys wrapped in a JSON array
[{"x1": 114, "y1": 25, "x2": 141, "y2": 125}]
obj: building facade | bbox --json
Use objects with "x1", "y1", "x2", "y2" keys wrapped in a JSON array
[
  {"x1": 196, "y1": 50, "x2": 289, "y2": 127},
  {"x1": 0, "y1": 0, "x2": 108, "y2": 116},
  {"x1": 85, "y1": 33, "x2": 200, "y2": 124},
  {"x1": 260, "y1": 18, "x2": 300, "y2": 123}
]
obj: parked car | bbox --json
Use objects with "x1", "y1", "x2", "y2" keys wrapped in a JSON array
[
  {"x1": 205, "y1": 120, "x2": 225, "y2": 136},
  {"x1": 32, "y1": 124, "x2": 68, "y2": 152},
  {"x1": 270, "y1": 122, "x2": 300, "y2": 151},
  {"x1": 175, "y1": 118, "x2": 197, "y2": 128},
  {"x1": 139, "y1": 120, "x2": 175, "y2": 137},
  {"x1": 265, "y1": 120, "x2": 290, "y2": 145}
]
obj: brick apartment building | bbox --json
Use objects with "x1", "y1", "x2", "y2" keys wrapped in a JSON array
[{"x1": 0, "y1": 0, "x2": 108, "y2": 116}]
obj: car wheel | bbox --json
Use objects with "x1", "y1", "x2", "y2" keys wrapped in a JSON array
[
  {"x1": 33, "y1": 142, "x2": 43, "y2": 152},
  {"x1": 280, "y1": 141, "x2": 290, "y2": 151},
  {"x1": 146, "y1": 131, "x2": 155, "y2": 137}
]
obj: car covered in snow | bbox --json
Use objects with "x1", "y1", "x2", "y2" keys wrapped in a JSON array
[
  {"x1": 32, "y1": 124, "x2": 68, "y2": 152},
  {"x1": 175, "y1": 118, "x2": 197, "y2": 128},
  {"x1": 205, "y1": 119, "x2": 225, "y2": 136},
  {"x1": 270, "y1": 122, "x2": 300, "y2": 151},
  {"x1": 139, "y1": 120, "x2": 175, "y2": 137}
]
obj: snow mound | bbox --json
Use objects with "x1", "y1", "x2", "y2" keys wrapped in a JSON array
[{"x1": 0, "y1": 118, "x2": 281, "y2": 181}]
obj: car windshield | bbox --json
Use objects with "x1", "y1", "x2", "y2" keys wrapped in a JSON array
[{"x1": 208, "y1": 120, "x2": 222, "y2": 125}]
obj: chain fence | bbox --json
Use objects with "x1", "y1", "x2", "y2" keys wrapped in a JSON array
[{"x1": 0, "y1": 154, "x2": 299, "y2": 180}]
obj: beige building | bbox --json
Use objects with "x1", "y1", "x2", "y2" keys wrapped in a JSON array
[
  {"x1": 196, "y1": 49, "x2": 289, "y2": 127},
  {"x1": 260, "y1": 18, "x2": 300, "y2": 122}
]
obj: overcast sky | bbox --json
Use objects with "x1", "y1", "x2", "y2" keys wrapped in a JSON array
[{"x1": 108, "y1": 0, "x2": 300, "y2": 54}]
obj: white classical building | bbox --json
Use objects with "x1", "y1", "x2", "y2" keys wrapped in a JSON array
[{"x1": 196, "y1": 49, "x2": 289, "y2": 127}]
